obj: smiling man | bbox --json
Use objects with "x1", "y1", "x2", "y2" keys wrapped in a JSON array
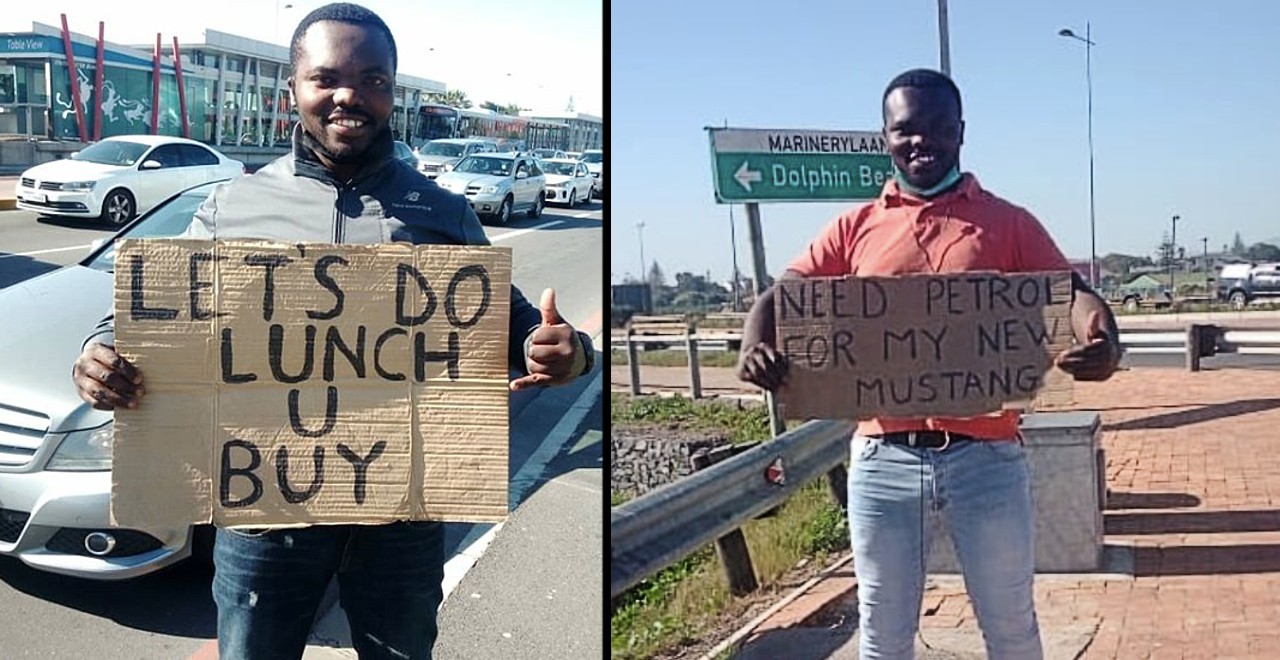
[
  {"x1": 736, "y1": 69, "x2": 1121, "y2": 659},
  {"x1": 70, "y1": 3, "x2": 592, "y2": 659}
]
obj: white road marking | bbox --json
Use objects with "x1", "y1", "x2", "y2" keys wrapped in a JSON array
[
  {"x1": 489, "y1": 220, "x2": 564, "y2": 242},
  {"x1": 440, "y1": 357, "x2": 603, "y2": 604},
  {"x1": 1, "y1": 244, "x2": 92, "y2": 258}
]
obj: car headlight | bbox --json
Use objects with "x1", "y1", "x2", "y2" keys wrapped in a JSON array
[
  {"x1": 61, "y1": 181, "x2": 96, "y2": 191},
  {"x1": 47, "y1": 422, "x2": 114, "y2": 471},
  {"x1": 480, "y1": 185, "x2": 499, "y2": 194}
]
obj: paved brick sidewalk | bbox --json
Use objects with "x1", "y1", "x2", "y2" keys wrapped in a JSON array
[{"x1": 611, "y1": 365, "x2": 1280, "y2": 659}]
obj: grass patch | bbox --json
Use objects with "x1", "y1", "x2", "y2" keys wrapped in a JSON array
[
  {"x1": 610, "y1": 392, "x2": 771, "y2": 444},
  {"x1": 610, "y1": 349, "x2": 742, "y2": 368},
  {"x1": 610, "y1": 478, "x2": 848, "y2": 660},
  {"x1": 611, "y1": 491, "x2": 630, "y2": 507}
]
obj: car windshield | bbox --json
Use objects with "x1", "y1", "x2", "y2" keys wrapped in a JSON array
[
  {"x1": 534, "y1": 149, "x2": 559, "y2": 158},
  {"x1": 580, "y1": 151, "x2": 603, "y2": 164},
  {"x1": 543, "y1": 161, "x2": 577, "y2": 176},
  {"x1": 84, "y1": 189, "x2": 213, "y2": 273},
  {"x1": 422, "y1": 142, "x2": 465, "y2": 157},
  {"x1": 74, "y1": 140, "x2": 151, "y2": 166},
  {"x1": 454, "y1": 156, "x2": 512, "y2": 176}
]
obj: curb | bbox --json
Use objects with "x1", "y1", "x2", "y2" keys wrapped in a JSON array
[
  {"x1": 697, "y1": 552, "x2": 856, "y2": 660},
  {"x1": 0, "y1": 198, "x2": 14, "y2": 211}
]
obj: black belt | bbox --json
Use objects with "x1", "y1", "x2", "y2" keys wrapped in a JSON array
[{"x1": 873, "y1": 430, "x2": 975, "y2": 450}]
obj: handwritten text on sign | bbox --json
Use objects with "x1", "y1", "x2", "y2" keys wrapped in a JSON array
[
  {"x1": 110, "y1": 239, "x2": 512, "y2": 529},
  {"x1": 774, "y1": 272, "x2": 1073, "y2": 420}
]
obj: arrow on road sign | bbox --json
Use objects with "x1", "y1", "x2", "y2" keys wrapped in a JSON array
[{"x1": 734, "y1": 160, "x2": 763, "y2": 192}]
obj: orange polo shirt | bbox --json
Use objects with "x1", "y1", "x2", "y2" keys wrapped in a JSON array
[{"x1": 785, "y1": 173, "x2": 1071, "y2": 440}]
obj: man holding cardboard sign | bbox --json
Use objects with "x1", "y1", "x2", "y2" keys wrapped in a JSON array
[
  {"x1": 737, "y1": 69, "x2": 1120, "y2": 659},
  {"x1": 70, "y1": 4, "x2": 592, "y2": 659}
]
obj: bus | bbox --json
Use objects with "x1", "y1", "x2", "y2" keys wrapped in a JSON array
[
  {"x1": 411, "y1": 102, "x2": 569, "y2": 152},
  {"x1": 409, "y1": 102, "x2": 460, "y2": 149}
]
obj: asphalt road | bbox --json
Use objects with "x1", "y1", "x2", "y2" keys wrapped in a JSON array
[{"x1": 0, "y1": 196, "x2": 603, "y2": 658}]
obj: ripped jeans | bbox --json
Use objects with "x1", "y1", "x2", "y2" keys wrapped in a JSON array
[{"x1": 212, "y1": 521, "x2": 445, "y2": 660}]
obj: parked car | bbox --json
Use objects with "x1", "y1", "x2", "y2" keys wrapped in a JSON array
[
  {"x1": 565, "y1": 151, "x2": 582, "y2": 161},
  {"x1": 393, "y1": 140, "x2": 418, "y2": 169},
  {"x1": 1218, "y1": 262, "x2": 1280, "y2": 310},
  {"x1": 434, "y1": 152, "x2": 546, "y2": 225},
  {"x1": 541, "y1": 158, "x2": 594, "y2": 207},
  {"x1": 14, "y1": 135, "x2": 244, "y2": 226},
  {"x1": 413, "y1": 138, "x2": 495, "y2": 179},
  {"x1": 0, "y1": 181, "x2": 230, "y2": 580},
  {"x1": 580, "y1": 148, "x2": 603, "y2": 199},
  {"x1": 532, "y1": 148, "x2": 567, "y2": 161}
]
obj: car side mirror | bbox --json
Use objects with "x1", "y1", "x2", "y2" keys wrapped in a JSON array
[{"x1": 140, "y1": 160, "x2": 163, "y2": 170}]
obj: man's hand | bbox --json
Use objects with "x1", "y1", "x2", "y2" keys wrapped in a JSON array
[
  {"x1": 1055, "y1": 310, "x2": 1121, "y2": 381},
  {"x1": 510, "y1": 288, "x2": 582, "y2": 391},
  {"x1": 737, "y1": 342, "x2": 789, "y2": 392},
  {"x1": 73, "y1": 342, "x2": 144, "y2": 410}
]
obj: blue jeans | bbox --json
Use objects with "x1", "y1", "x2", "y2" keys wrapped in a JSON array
[
  {"x1": 848, "y1": 435, "x2": 1042, "y2": 660},
  {"x1": 212, "y1": 521, "x2": 445, "y2": 660}
]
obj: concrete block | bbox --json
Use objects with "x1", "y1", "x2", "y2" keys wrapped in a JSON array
[{"x1": 928, "y1": 411, "x2": 1103, "y2": 574}]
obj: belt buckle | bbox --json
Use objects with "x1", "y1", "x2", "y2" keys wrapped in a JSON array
[{"x1": 929, "y1": 430, "x2": 953, "y2": 452}]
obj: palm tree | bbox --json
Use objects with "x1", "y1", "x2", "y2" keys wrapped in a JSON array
[{"x1": 428, "y1": 89, "x2": 472, "y2": 109}]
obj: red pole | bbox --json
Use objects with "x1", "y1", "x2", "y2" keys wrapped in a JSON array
[
  {"x1": 151, "y1": 33, "x2": 161, "y2": 134},
  {"x1": 172, "y1": 37, "x2": 190, "y2": 138},
  {"x1": 59, "y1": 14, "x2": 89, "y2": 142},
  {"x1": 94, "y1": 22, "x2": 104, "y2": 141}
]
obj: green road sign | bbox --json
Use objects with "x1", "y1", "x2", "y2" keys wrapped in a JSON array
[{"x1": 708, "y1": 127, "x2": 893, "y2": 203}]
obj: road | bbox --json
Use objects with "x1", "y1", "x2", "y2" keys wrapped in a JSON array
[{"x1": 0, "y1": 197, "x2": 603, "y2": 658}]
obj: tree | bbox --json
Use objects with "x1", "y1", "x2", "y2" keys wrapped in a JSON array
[
  {"x1": 647, "y1": 261, "x2": 667, "y2": 291},
  {"x1": 1155, "y1": 233, "x2": 1176, "y2": 268},
  {"x1": 426, "y1": 89, "x2": 471, "y2": 109},
  {"x1": 1245, "y1": 242, "x2": 1280, "y2": 262},
  {"x1": 1232, "y1": 232, "x2": 1247, "y2": 256}
]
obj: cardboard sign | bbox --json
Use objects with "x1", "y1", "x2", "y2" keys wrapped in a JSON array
[
  {"x1": 774, "y1": 271, "x2": 1073, "y2": 420},
  {"x1": 110, "y1": 239, "x2": 512, "y2": 529}
]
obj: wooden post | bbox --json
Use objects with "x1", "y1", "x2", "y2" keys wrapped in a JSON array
[
  {"x1": 686, "y1": 321, "x2": 702, "y2": 399},
  {"x1": 626, "y1": 325, "x2": 642, "y2": 395},
  {"x1": 1185, "y1": 324, "x2": 1202, "y2": 372},
  {"x1": 691, "y1": 449, "x2": 758, "y2": 596}
]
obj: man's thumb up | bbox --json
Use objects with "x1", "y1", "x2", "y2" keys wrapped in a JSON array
[{"x1": 540, "y1": 288, "x2": 564, "y2": 326}]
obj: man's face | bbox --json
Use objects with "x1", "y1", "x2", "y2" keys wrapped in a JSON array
[
  {"x1": 882, "y1": 86, "x2": 964, "y2": 190},
  {"x1": 288, "y1": 20, "x2": 395, "y2": 166}
]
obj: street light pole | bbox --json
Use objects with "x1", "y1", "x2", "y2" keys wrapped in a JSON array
[
  {"x1": 937, "y1": 0, "x2": 951, "y2": 75},
  {"x1": 636, "y1": 221, "x2": 647, "y2": 285},
  {"x1": 1059, "y1": 23, "x2": 1097, "y2": 288},
  {"x1": 1169, "y1": 214, "x2": 1180, "y2": 294},
  {"x1": 1202, "y1": 236, "x2": 1210, "y2": 291}
]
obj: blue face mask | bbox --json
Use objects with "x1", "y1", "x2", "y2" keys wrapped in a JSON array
[{"x1": 894, "y1": 165, "x2": 962, "y2": 199}]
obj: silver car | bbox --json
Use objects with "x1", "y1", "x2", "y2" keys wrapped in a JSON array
[
  {"x1": 414, "y1": 138, "x2": 496, "y2": 179},
  {"x1": 433, "y1": 152, "x2": 546, "y2": 225},
  {"x1": 0, "y1": 182, "x2": 223, "y2": 579}
]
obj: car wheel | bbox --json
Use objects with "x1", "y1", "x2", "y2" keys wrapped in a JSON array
[
  {"x1": 567, "y1": 189, "x2": 577, "y2": 208},
  {"x1": 1230, "y1": 291, "x2": 1248, "y2": 310},
  {"x1": 1123, "y1": 297, "x2": 1139, "y2": 313},
  {"x1": 102, "y1": 189, "x2": 136, "y2": 226},
  {"x1": 528, "y1": 193, "x2": 543, "y2": 219},
  {"x1": 497, "y1": 196, "x2": 513, "y2": 225}
]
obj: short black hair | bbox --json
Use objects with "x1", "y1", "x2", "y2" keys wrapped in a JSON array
[
  {"x1": 882, "y1": 68, "x2": 962, "y2": 118},
  {"x1": 290, "y1": 2, "x2": 398, "y2": 73}
]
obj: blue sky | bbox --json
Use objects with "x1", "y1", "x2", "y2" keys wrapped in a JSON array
[{"x1": 610, "y1": 0, "x2": 1280, "y2": 285}]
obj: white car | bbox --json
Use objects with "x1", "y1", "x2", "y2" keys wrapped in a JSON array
[
  {"x1": 15, "y1": 135, "x2": 244, "y2": 226},
  {"x1": 580, "y1": 148, "x2": 603, "y2": 199},
  {"x1": 541, "y1": 158, "x2": 594, "y2": 207},
  {"x1": 434, "y1": 152, "x2": 546, "y2": 225}
]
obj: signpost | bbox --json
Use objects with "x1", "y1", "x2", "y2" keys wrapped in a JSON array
[
  {"x1": 706, "y1": 125, "x2": 890, "y2": 448},
  {"x1": 708, "y1": 128, "x2": 892, "y2": 203}
]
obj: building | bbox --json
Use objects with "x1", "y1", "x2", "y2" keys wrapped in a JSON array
[
  {"x1": 0, "y1": 21, "x2": 446, "y2": 155},
  {"x1": 521, "y1": 110, "x2": 602, "y2": 152}
]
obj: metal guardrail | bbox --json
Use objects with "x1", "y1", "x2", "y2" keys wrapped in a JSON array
[{"x1": 610, "y1": 419, "x2": 854, "y2": 599}]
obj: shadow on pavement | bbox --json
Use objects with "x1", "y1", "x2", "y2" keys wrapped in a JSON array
[
  {"x1": 1104, "y1": 491, "x2": 1201, "y2": 510},
  {"x1": 1132, "y1": 543, "x2": 1280, "y2": 577},
  {"x1": 0, "y1": 555, "x2": 215, "y2": 638},
  {"x1": 1107, "y1": 508, "x2": 1280, "y2": 536},
  {"x1": 0, "y1": 253, "x2": 60, "y2": 289},
  {"x1": 1102, "y1": 397, "x2": 1280, "y2": 431}
]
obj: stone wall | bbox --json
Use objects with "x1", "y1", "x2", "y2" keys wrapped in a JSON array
[{"x1": 611, "y1": 428, "x2": 731, "y2": 498}]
